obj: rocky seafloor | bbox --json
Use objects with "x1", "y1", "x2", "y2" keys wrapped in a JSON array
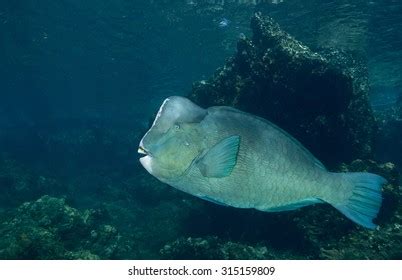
[{"x1": 0, "y1": 14, "x2": 401, "y2": 259}]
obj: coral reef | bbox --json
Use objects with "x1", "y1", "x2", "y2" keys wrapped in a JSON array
[
  {"x1": 189, "y1": 13, "x2": 376, "y2": 166},
  {"x1": 160, "y1": 236, "x2": 287, "y2": 260},
  {"x1": 0, "y1": 159, "x2": 69, "y2": 208},
  {"x1": 0, "y1": 196, "x2": 128, "y2": 259}
]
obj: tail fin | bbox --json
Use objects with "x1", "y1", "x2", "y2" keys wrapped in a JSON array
[{"x1": 332, "y1": 172, "x2": 386, "y2": 229}]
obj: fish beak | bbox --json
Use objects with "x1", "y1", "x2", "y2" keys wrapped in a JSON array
[
  {"x1": 138, "y1": 145, "x2": 153, "y2": 174},
  {"x1": 138, "y1": 146, "x2": 148, "y2": 155}
]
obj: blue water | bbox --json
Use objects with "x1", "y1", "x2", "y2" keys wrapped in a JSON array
[{"x1": 0, "y1": 0, "x2": 401, "y2": 259}]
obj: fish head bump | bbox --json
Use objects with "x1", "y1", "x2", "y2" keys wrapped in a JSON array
[{"x1": 138, "y1": 96, "x2": 207, "y2": 181}]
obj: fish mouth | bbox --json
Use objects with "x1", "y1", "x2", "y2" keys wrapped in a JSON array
[
  {"x1": 138, "y1": 145, "x2": 153, "y2": 174},
  {"x1": 138, "y1": 146, "x2": 151, "y2": 156}
]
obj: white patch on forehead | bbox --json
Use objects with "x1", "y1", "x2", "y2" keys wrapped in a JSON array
[
  {"x1": 139, "y1": 98, "x2": 171, "y2": 148},
  {"x1": 139, "y1": 96, "x2": 207, "y2": 149},
  {"x1": 151, "y1": 96, "x2": 199, "y2": 130},
  {"x1": 152, "y1": 97, "x2": 170, "y2": 127}
]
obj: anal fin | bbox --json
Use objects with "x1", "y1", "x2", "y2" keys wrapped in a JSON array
[{"x1": 259, "y1": 198, "x2": 322, "y2": 212}]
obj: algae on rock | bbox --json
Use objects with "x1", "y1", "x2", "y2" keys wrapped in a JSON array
[
  {"x1": 160, "y1": 236, "x2": 292, "y2": 260},
  {"x1": 0, "y1": 196, "x2": 128, "y2": 259}
]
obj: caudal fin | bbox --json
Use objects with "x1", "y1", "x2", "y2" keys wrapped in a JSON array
[{"x1": 333, "y1": 172, "x2": 386, "y2": 229}]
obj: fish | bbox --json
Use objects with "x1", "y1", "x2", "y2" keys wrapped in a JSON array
[
  {"x1": 218, "y1": 18, "x2": 230, "y2": 28},
  {"x1": 138, "y1": 96, "x2": 386, "y2": 229}
]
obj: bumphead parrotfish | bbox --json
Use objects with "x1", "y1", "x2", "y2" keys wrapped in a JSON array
[{"x1": 138, "y1": 96, "x2": 386, "y2": 229}]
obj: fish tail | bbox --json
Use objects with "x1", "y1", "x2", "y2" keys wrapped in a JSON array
[{"x1": 331, "y1": 172, "x2": 386, "y2": 229}]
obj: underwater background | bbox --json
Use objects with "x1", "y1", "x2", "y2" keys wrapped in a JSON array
[{"x1": 0, "y1": 0, "x2": 401, "y2": 259}]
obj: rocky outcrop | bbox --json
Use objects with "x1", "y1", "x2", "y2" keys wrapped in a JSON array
[
  {"x1": 0, "y1": 196, "x2": 128, "y2": 259},
  {"x1": 190, "y1": 13, "x2": 376, "y2": 166}
]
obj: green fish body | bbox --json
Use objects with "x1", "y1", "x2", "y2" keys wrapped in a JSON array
[{"x1": 139, "y1": 96, "x2": 386, "y2": 229}]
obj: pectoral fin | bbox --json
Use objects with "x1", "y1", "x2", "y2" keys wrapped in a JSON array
[{"x1": 197, "y1": 135, "x2": 240, "y2": 178}]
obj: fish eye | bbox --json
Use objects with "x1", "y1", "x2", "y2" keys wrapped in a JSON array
[{"x1": 174, "y1": 124, "x2": 180, "y2": 131}]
